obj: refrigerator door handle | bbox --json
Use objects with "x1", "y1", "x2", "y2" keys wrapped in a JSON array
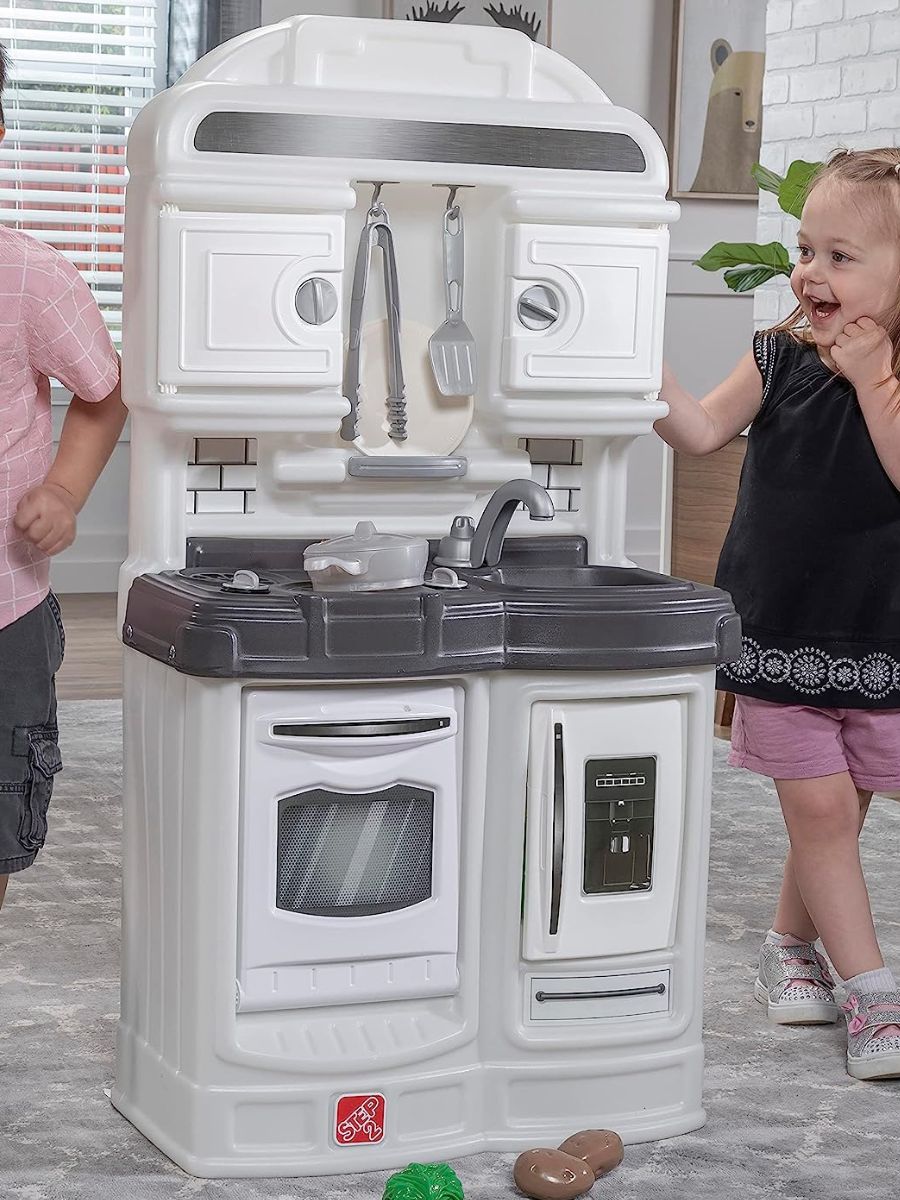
[{"x1": 549, "y1": 720, "x2": 565, "y2": 936}]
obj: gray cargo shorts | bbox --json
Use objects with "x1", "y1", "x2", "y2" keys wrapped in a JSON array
[{"x1": 0, "y1": 593, "x2": 64, "y2": 874}]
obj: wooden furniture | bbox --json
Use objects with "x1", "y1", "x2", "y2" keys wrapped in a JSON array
[
  {"x1": 670, "y1": 435, "x2": 746, "y2": 731},
  {"x1": 56, "y1": 593, "x2": 121, "y2": 700}
]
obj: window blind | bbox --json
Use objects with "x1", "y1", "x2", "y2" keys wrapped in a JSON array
[{"x1": 0, "y1": 2, "x2": 159, "y2": 347}]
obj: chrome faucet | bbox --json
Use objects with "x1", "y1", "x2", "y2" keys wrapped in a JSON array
[{"x1": 467, "y1": 478, "x2": 555, "y2": 568}]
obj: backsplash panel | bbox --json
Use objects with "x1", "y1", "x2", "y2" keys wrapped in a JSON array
[
  {"x1": 186, "y1": 438, "x2": 258, "y2": 514},
  {"x1": 184, "y1": 437, "x2": 582, "y2": 515}
]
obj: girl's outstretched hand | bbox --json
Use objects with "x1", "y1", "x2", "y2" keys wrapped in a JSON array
[{"x1": 831, "y1": 316, "x2": 894, "y2": 394}]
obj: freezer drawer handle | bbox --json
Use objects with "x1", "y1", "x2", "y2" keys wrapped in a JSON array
[
  {"x1": 549, "y1": 721, "x2": 565, "y2": 936},
  {"x1": 534, "y1": 983, "x2": 667, "y2": 1003},
  {"x1": 271, "y1": 717, "x2": 451, "y2": 738}
]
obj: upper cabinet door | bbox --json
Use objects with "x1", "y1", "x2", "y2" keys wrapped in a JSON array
[
  {"x1": 157, "y1": 211, "x2": 344, "y2": 387},
  {"x1": 502, "y1": 224, "x2": 668, "y2": 395}
]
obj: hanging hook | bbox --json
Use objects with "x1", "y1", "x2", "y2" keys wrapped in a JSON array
[
  {"x1": 432, "y1": 183, "x2": 473, "y2": 215},
  {"x1": 369, "y1": 181, "x2": 385, "y2": 216}
]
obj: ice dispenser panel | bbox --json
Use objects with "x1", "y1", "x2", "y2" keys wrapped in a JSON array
[{"x1": 583, "y1": 756, "x2": 656, "y2": 894}]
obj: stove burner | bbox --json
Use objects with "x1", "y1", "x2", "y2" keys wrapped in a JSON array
[
  {"x1": 179, "y1": 568, "x2": 312, "y2": 595},
  {"x1": 184, "y1": 569, "x2": 273, "y2": 594}
]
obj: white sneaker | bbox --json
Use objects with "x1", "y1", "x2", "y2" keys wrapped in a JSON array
[
  {"x1": 754, "y1": 940, "x2": 839, "y2": 1025},
  {"x1": 843, "y1": 991, "x2": 900, "y2": 1080}
]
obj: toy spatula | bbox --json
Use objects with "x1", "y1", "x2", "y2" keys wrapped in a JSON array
[{"x1": 428, "y1": 204, "x2": 477, "y2": 396}]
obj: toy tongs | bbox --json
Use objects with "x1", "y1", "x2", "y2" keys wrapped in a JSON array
[{"x1": 340, "y1": 188, "x2": 407, "y2": 443}]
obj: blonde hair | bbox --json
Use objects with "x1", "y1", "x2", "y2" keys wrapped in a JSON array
[{"x1": 772, "y1": 146, "x2": 900, "y2": 383}]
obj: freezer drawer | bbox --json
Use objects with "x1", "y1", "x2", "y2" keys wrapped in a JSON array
[{"x1": 528, "y1": 968, "x2": 671, "y2": 1021}]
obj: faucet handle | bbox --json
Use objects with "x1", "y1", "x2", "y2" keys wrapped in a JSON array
[{"x1": 433, "y1": 515, "x2": 475, "y2": 568}]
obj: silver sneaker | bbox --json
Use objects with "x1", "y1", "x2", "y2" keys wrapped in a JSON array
[
  {"x1": 842, "y1": 991, "x2": 900, "y2": 1080},
  {"x1": 754, "y1": 940, "x2": 839, "y2": 1025}
]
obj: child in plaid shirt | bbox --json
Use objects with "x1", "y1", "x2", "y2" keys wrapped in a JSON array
[{"x1": 0, "y1": 44, "x2": 126, "y2": 908}]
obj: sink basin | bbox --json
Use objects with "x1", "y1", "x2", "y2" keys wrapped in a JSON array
[{"x1": 464, "y1": 564, "x2": 695, "y2": 592}]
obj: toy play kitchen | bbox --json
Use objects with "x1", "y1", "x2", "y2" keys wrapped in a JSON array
[{"x1": 112, "y1": 14, "x2": 739, "y2": 1179}]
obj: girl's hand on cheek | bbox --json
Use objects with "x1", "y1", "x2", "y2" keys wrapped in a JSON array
[{"x1": 832, "y1": 316, "x2": 894, "y2": 393}]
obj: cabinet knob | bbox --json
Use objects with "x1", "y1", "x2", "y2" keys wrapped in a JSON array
[
  {"x1": 517, "y1": 284, "x2": 561, "y2": 330},
  {"x1": 294, "y1": 277, "x2": 338, "y2": 325}
]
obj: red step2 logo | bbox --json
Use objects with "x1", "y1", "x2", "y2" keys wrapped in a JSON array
[{"x1": 334, "y1": 1093, "x2": 386, "y2": 1145}]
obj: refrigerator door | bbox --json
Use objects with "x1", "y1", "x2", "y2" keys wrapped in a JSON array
[{"x1": 522, "y1": 695, "x2": 685, "y2": 961}]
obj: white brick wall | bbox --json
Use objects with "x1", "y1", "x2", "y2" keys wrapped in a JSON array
[{"x1": 756, "y1": 0, "x2": 900, "y2": 325}]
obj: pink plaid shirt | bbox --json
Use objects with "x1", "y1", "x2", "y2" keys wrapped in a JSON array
[{"x1": 1, "y1": 228, "x2": 119, "y2": 630}]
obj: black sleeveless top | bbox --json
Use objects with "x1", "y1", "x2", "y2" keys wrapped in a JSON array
[{"x1": 715, "y1": 330, "x2": 900, "y2": 708}]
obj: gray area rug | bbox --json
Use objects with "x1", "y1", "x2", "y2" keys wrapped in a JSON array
[{"x1": 2, "y1": 700, "x2": 899, "y2": 1199}]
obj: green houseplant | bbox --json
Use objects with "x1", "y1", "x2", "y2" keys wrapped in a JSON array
[{"x1": 694, "y1": 160, "x2": 823, "y2": 292}]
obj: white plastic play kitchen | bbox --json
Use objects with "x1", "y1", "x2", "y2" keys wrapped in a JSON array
[{"x1": 113, "y1": 14, "x2": 739, "y2": 1179}]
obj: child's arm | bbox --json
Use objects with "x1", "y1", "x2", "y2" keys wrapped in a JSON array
[
  {"x1": 14, "y1": 369, "x2": 126, "y2": 556},
  {"x1": 655, "y1": 351, "x2": 764, "y2": 456}
]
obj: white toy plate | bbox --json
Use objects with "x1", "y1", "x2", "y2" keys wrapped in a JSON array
[{"x1": 351, "y1": 318, "x2": 474, "y2": 457}]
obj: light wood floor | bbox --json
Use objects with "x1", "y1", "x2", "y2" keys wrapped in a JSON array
[{"x1": 56, "y1": 593, "x2": 122, "y2": 701}]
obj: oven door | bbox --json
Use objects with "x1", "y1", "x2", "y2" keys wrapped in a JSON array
[{"x1": 237, "y1": 684, "x2": 460, "y2": 1012}]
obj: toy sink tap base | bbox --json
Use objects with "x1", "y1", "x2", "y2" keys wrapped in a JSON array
[{"x1": 114, "y1": 13, "x2": 736, "y2": 1181}]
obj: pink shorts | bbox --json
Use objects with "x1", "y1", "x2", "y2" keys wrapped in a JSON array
[{"x1": 729, "y1": 695, "x2": 900, "y2": 791}]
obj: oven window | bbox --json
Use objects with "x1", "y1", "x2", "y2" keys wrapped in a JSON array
[{"x1": 276, "y1": 786, "x2": 434, "y2": 917}]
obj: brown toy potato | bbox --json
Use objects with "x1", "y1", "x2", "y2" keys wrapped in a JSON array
[
  {"x1": 513, "y1": 1148, "x2": 595, "y2": 1200},
  {"x1": 557, "y1": 1129, "x2": 624, "y2": 1179}
]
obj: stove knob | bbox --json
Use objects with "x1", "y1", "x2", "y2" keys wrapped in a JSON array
[
  {"x1": 231, "y1": 570, "x2": 261, "y2": 591},
  {"x1": 220, "y1": 569, "x2": 270, "y2": 594}
]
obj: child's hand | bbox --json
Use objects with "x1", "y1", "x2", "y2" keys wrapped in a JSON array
[
  {"x1": 14, "y1": 483, "x2": 78, "y2": 556},
  {"x1": 831, "y1": 316, "x2": 894, "y2": 393}
]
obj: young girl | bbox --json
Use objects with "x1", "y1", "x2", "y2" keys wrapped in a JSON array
[{"x1": 657, "y1": 147, "x2": 900, "y2": 1081}]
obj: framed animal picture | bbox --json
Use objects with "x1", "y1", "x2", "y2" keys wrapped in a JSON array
[
  {"x1": 385, "y1": 1, "x2": 552, "y2": 47},
  {"x1": 670, "y1": 0, "x2": 766, "y2": 199}
]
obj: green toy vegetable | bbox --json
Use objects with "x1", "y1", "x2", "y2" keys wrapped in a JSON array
[{"x1": 383, "y1": 1162, "x2": 465, "y2": 1200}]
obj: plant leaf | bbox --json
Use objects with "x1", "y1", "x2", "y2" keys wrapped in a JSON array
[
  {"x1": 723, "y1": 264, "x2": 787, "y2": 292},
  {"x1": 694, "y1": 241, "x2": 792, "y2": 273},
  {"x1": 778, "y1": 160, "x2": 822, "y2": 218},
  {"x1": 751, "y1": 163, "x2": 785, "y2": 196}
]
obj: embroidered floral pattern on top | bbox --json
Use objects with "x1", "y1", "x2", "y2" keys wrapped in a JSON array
[{"x1": 722, "y1": 636, "x2": 900, "y2": 701}]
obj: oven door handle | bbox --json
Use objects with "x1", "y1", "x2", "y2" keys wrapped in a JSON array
[
  {"x1": 549, "y1": 720, "x2": 565, "y2": 937},
  {"x1": 271, "y1": 717, "x2": 451, "y2": 739}
]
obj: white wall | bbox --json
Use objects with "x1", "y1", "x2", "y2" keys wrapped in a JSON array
[
  {"x1": 755, "y1": 0, "x2": 900, "y2": 328},
  {"x1": 55, "y1": 0, "x2": 756, "y2": 590}
]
